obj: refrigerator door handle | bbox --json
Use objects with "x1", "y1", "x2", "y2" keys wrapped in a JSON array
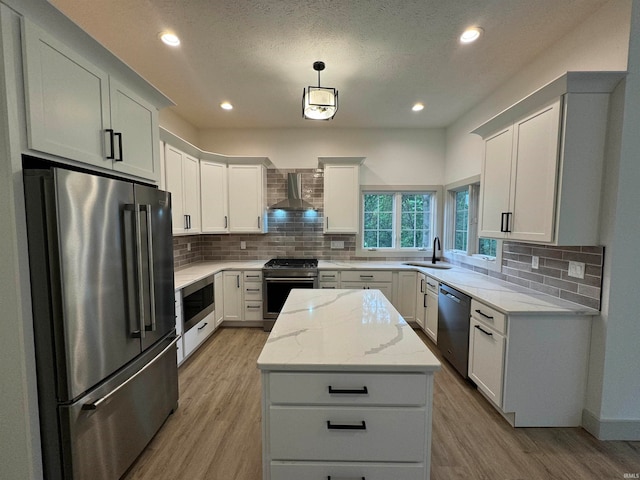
[
  {"x1": 134, "y1": 203, "x2": 146, "y2": 339},
  {"x1": 81, "y1": 336, "x2": 179, "y2": 410},
  {"x1": 141, "y1": 204, "x2": 157, "y2": 332}
]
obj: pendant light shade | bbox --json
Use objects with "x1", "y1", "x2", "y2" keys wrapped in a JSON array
[{"x1": 302, "y1": 61, "x2": 338, "y2": 120}]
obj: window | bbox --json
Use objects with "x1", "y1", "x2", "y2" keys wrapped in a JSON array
[
  {"x1": 445, "y1": 180, "x2": 501, "y2": 271},
  {"x1": 362, "y1": 191, "x2": 435, "y2": 251}
]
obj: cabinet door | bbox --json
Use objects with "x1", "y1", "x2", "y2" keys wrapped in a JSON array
[
  {"x1": 222, "y1": 272, "x2": 243, "y2": 321},
  {"x1": 183, "y1": 154, "x2": 201, "y2": 233},
  {"x1": 425, "y1": 291, "x2": 438, "y2": 343},
  {"x1": 22, "y1": 19, "x2": 110, "y2": 167},
  {"x1": 109, "y1": 79, "x2": 160, "y2": 182},
  {"x1": 469, "y1": 318, "x2": 506, "y2": 407},
  {"x1": 323, "y1": 164, "x2": 359, "y2": 233},
  {"x1": 228, "y1": 165, "x2": 264, "y2": 232},
  {"x1": 214, "y1": 272, "x2": 224, "y2": 328},
  {"x1": 164, "y1": 145, "x2": 186, "y2": 234},
  {"x1": 395, "y1": 271, "x2": 416, "y2": 323},
  {"x1": 478, "y1": 127, "x2": 513, "y2": 239},
  {"x1": 509, "y1": 99, "x2": 562, "y2": 242},
  {"x1": 200, "y1": 160, "x2": 229, "y2": 233}
]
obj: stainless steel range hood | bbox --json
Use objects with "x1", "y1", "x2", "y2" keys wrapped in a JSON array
[{"x1": 269, "y1": 173, "x2": 317, "y2": 211}]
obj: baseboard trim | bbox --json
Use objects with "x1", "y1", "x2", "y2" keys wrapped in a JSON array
[{"x1": 582, "y1": 409, "x2": 640, "y2": 440}]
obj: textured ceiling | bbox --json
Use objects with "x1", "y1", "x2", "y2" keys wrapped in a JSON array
[{"x1": 49, "y1": 0, "x2": 611, "y2": 129}]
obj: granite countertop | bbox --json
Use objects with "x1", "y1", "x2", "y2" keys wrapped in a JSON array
[
  {"x1": 174, "y1": 259, "x2": 598, "y2": 317},
  {"x1": 256, "y1": 289, "x2": 441, "y2": 372}
]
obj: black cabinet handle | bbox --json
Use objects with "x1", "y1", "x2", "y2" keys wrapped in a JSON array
[
  {"x1": 105, "y1": 129, "x2": 115, "y2": 159},
  {"x1": 420, "y1": 278, "x2": 425, "y2": 293},
  {"x1": 328, "y1": 386, "x2": 368, "y2": 395},
  {"x1": 257, "y1": 216, "x2": 261, "y2": 228},
  {"x1": 184, "y1": 215, "x2": 189, "y2": 230},
  {"x1": 114, "y1": 132, "x2": 123, "y2": 161},
  {"x1": 236, "y1": 275, "x2": 240, "y2": 288},
  {"x1": 327, "y1": 477, "x2": 365, "y2": 480},
  {"x1": 326, "y1": 420, "x2": 366, "y2": 430},
  {"x1": 197, "y1": 322, "x2": 208, "y2": 331},
  {"x1": 424, "y1": 293, "x2": 428, "y2": 308},
  {"x1": 506, "y1": 212, "x2": 512, "y2": 232},
  {"x1": 224, "y1": 215, "x2": 228, "y2": 228},
  {"x1": 326, "y1": 217, "x2": 329, "y2": 229},
  {"x1": 475, "y1": 309, "x2": 494, "y2": 320},
  {"x1": 475, "y1": 324, "x2": 493, "y2": 337},
  {"x1": 500, "y1": 212, "x2": 508, "y2": 232}
]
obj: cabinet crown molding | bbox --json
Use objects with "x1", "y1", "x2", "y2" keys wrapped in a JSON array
[
  {"x1": 318, "y1": 156, "x2": 366, "y2": 166},
  {"x1": 471, "y1": 71, "x2": 626, "y2": 139}
]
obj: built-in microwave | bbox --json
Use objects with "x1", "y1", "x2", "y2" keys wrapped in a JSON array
[{"x1": 182, "y1": 275, "x2": 214, "y2": 331}]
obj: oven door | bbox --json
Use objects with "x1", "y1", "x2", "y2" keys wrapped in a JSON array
[{"x1": 263, "y1": 277, "x2": 317, "y2": 321}]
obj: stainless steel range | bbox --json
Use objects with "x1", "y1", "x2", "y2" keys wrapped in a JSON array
[{"x1": 263, "y1": 258, "x2": 319, "y2": 331}]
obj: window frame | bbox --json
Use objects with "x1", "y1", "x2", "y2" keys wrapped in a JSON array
[
  {"x1": 357, "y1": 185, "x2": 443, "y2": 258},
  {"x1": 444, "y1": 176, "x2": 502, "y2": 272}
]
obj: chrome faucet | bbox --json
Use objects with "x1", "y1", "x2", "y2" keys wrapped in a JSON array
[{"x1": 432, "y1": 236, "x2": 441, "y2": 264}]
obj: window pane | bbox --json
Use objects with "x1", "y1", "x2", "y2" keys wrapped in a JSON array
[
  {"x1": 379, "y1": 212, "x2": 393, "y2": 230},
  {"x1": 400, "y1": 193, "x2": 432, "y2": 249},
  {"x1": 479, "y1": 237, "x2": 497, "y2": 257},
  {"x1": 363, "y1": 230, "x2": 377, "y2": 248},
  {"x1": 363, "y1": 194, "x2": 394, "y2": 249},
  {"x1": 379, "y1": 230, "x2": 393, "y2": 247},
  {"x1": 454, "y1": 190, "x2": 469, "y2": 251}
]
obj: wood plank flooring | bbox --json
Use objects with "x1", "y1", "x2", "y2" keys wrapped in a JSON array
[{"x1": 123, "y1": 327, "x2": 640, "y2": 480}]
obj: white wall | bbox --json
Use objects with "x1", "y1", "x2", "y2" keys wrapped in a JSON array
[
  {"x1": 196, "y1": 127, "x2": 446, "y2": 186},
  {"x1": 444, "y1": 0, "x2": 631, "y2": 185}
]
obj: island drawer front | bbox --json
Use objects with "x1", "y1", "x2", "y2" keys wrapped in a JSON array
[
  {"x1": 268, "y1": 372, "x2": 427, "y2": 406},
  {"x1": 270, "y1": 461, "x2": 425, "y2": 480},
  {"x1": 471, "y1": 299, "x2": 506, "y2": 334},
  {"x1": 269, "y1": 406, "x2": 426, "y2": 462},
  {"x1": 340, "y1": 270, "x2": 393, "y2": 282}
]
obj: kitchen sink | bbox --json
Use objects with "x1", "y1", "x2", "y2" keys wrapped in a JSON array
[{"x1": 403, "y1": 261, "x2": 453, "y2": 269}]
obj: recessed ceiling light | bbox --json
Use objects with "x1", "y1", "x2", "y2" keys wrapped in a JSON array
[
  {"x1": 220, "y1": 102, "x2": 233, "y2": 110},
  {"x1": 460, "y1": 27, "x2": 483, "y2": 44},
  {"x1": 160, "y1": 32, "x2": 180, "y2": 47},
  {"x1": 412, "y1": 103, "x2": 425, "y2": 112}
]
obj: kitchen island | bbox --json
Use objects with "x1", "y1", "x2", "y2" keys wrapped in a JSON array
[{"x1": 257, "y1": 288, "x2": 441, "y2": 480}]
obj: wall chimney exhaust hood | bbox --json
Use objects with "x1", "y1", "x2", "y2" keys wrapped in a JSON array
[{"x1": 269, "y1": 173, "x2": 316, "y2": 211}]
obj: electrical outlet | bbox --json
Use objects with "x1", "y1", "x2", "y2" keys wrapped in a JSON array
[
  {"x1": 330, "y1": 241, "x2": 344, "y2": 249},
  {"x1": 531, "y1": 256, "x2": 539, "y2": 269},
  {"x1": 187, "y1": 243, "x2": 191, "y2": 252},
  {"x1": 240, "y1": 241, "x2": 246, "y2": 250},
  {"x1": 568, "y1": 261, "x2": 585, "y2": 279}
]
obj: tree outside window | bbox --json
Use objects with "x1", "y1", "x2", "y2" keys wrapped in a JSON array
[
  {"x1": 454, "y1": 190, "x2": 469, "y2": 251},
  {"x1": 363, "y1": 193, "x2": 394, "y2": 248}
]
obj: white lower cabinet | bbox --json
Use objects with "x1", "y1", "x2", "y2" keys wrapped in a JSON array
[
  {"x1": 182, "y1": 311, "x2": 216, "y2": 358},
  {"x1": 395, "y1": 271, "x2": 416, "y2": 323},
  {"x1": 424, "y1": 277, "x2": 439, "y2": 343},
  {"x1": 223, "y1": 271, "x2": 243, "y2": 321},
  {"x1": 262, "y1": 371, "x2": 433, "y2": 480},
  {"x1": 340, "y1": 271, "x2": 393, "y2": 302},
  {"x1": 469, "y1": 317, "x2": 505, "y2": 407},
  {"x1": 214, "y1": 272, "x2": 224, "y2": 328}
]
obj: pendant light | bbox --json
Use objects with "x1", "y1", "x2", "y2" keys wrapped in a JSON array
[{"x1": 302, "y1": 61, "x2": 338, "y2": 120}]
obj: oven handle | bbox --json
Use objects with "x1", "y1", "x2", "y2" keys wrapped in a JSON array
[{"x1": 265, "y1": 277, "x2": 318, "y2": 283}]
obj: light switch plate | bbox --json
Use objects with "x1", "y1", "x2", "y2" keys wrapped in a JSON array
[
  {"x1": 532, "y1": 256, "x2": 539, "y2": 269},
  {"x1": 240, "y1": 241, "x2": 246, "y2": 250},
  {"x1": 187, "y1": 243, "x2": 191, "y2": 252},
  {"x1": 331, "y1": 241, "x2": 344, "y2": 249},
  {"x1": 568, "y1": 261, "x2": 585, "y2": 279}
]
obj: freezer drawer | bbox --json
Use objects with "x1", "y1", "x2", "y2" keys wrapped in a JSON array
[{"x1": 58, "y1": 337, "x2": 179, "y2": 480}]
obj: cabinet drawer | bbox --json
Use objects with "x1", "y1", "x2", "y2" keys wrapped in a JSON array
[
  {"x1": 319, "y1": 271, "x2": 339, "y2": 282},
  {"x1": 245, "y1": 301, "x2": 263, "y2": 320},
  {"x1": 244, "y1": 283, "x2": 262, "y2": 300},
  {"x1": 268, "y1": 372, "x2": 427, "y2": 406},
  {"x1": 243, "y1": 271, "x2": 262, "y2": 282},
  {"x1": 269, "y1": 406, "x2": 425, "y2": 462},
  {"x1": 425, "y1": 276, "x2": 439, "y2": 294},
  {"x1": 319, "y1": 282, "x2": 339, "y2": 289},
  {"x1": 270, "y1": 461, "x2": 425, "y2": 480},
  {"x1": 183, "y1": 312, "x2": 215, "y2": 356},
  {"x1": 341, "y1": 270, "x2": 392, "y2": 283},
  {"x1": 469, "y1": 318, "x2": 506, "y2": 407},
  {"x1": 471, "y1": 299, "x2": 506, "y2": 334}
]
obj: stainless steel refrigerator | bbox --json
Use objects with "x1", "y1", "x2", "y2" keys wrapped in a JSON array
[{"x1": 23, "y1": 165, "x2": 179, "y2": 480}]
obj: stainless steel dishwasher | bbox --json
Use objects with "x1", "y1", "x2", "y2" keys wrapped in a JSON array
[{"x1": 438, "y1": 283, "x2": 472, "y2": 378}]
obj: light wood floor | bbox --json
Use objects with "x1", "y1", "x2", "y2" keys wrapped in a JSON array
[{"x1": 123, "y1": 327, "x2": 640, "y2": 480}]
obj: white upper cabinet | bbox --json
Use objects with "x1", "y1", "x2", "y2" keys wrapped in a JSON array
[
  {"x1": 164, "y1": 144, "x2": 201, "y2": 235},
  {"x1": 320, "y1": 157, "x2": 365, "y2": 234},
  {"x1": 227, "y1": 164, "x2": 266, "y2": 233},
  {"x1": 474, "y1": 71, "x2": 625, "y2": 245},
  {"x1": 21, "y1": 19, "x2": 164, "y2": 182},
  {"x1": 200, "y1": 159, "x2": 229, "y2": 233}
]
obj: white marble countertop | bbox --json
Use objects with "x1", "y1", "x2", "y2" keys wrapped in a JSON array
[
  {"x1": 257, "y1": 289, "x2": 441, "y2": 372},
  {"x1": 174, "y1": 259, "x2": 598, "y2": 316}
]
